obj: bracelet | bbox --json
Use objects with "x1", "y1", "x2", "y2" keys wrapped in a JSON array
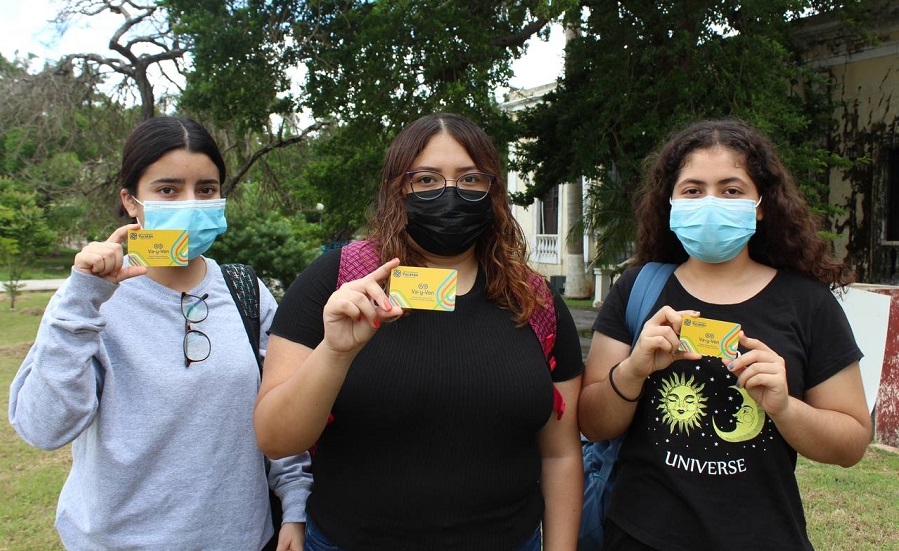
[{"x1": 609, "y1": 362, "x2": 644, "y2": 403}]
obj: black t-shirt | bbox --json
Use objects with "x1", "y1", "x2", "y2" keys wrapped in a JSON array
[
  {"x1": 271, "y1": 248, "x2": 583, "y2": 551},
  {"x1": 593, "y1": 266, "x2": 862, "y2": 551}
]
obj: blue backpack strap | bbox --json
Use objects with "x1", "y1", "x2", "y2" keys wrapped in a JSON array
[
  {"x1": 578, "y1": 262, "x2": 676, "y2": 550},
  {"x1": 625, "y1": 262, "x2": 677, "y2": 347}
]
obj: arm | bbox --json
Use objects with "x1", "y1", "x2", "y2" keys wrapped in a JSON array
[
  {"x1": 579, "y1": 307, "x2": 701, "y2": 441},
  {"x1": 8, "y1": 224, "x2": 146, "y2": 449},
  {"x1": 728, "y1": 333, "x2": 871, "y2": 467},
  {"x1": 268, "y1": 452, "x2": 313, "y2": 551},
  {"x1": 538, "y1": 377, "x2": 583, "y2": 551},
  {"x1": 254, "y1": 258, "x2": 403, "y2": 458}
]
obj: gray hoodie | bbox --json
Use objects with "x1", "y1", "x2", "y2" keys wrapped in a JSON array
[{"x1": 9, "y1": 258, "x2": 311, "y2": 550}]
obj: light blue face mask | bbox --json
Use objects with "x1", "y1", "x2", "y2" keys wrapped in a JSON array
[
  {"x1": 669, "y1": 196, "x2": 761, "y2": 264},
  {"x1": 135, "y1": 199, "x2": 228, "y2": 260}
]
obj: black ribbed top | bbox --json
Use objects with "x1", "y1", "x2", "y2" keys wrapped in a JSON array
[{"x1": 271, "y1": 249, "x2": 582, "y2": 550}]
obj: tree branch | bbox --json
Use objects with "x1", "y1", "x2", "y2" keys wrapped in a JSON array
[{"x1": 224, "y1": 121, "x2": 331, "y2": 196}]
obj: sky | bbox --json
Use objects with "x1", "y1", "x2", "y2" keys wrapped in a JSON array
[{"x1": 0, "y1": 0, "x2": 565, "y2": 96}]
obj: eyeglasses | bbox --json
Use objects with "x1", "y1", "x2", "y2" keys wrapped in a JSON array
[
  {"x1": 405, "y1": 171, "x2": 494, "y2": 202},
  {"x1": 181, "y1": 292, "x2": 210, "y2": 368}
]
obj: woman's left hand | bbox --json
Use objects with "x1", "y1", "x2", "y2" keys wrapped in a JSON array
[
  {"x1": 723, "y1": 332, "x2": 790, "y2": 416},
  {"x1": 276, "y1": 522, "x2": 305, "y2": 550}
]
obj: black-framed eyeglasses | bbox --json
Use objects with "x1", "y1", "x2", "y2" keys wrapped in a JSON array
[
  {"x1": 181, "y1": 292, "x2": 210, "y2": 368},
  {"x1": 405, "y1": 170, "x2": 494, "y2": 202}
]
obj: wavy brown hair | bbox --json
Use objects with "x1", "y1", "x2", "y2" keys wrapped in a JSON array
[
  {"x1": 367, "y1": 113, "x2": 544, "y2": 324},
  {"x1": 634, "y1": 119, "x2": 853, "y2": 287}
]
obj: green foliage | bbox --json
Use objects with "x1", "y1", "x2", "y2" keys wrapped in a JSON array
[
  {"x1": 166, "y1": 0, "x2": 560, "y2": 238},
  {"x1": 0, "y1": 52, "x2": 135, "y2": 246},
  {"x1": 0, "y1": 178, "x2": 57, "y2": 308},
  {"x1": 301, "y1": 122, "x2": 389, "y2": 239},
  {"x1": 515, "y1": 0, "x2": 849, "y2": 264},
  {"x1": 167, "y1": 0, "x2": 297, "y2": 134},
  {"x1": 0, "y1": 178, "x2": 57, "y2": 260},
  {"x1": 207, "y1": 189, "x2": 326, "y2": 293}
]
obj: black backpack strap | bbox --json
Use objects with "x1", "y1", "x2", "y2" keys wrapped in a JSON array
[
  {"x1": 221, "y1": 263, "x2": 262, "y2": 373},
  {"x1": 221, "y1": 263, "x2": 282, "y2": 546}
]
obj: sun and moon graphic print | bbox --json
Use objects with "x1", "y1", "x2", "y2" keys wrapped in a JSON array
[{"x1": 648, "y1": 357, "x2": 774, "y2": 476}]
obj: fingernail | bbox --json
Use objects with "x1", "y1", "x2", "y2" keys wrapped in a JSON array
[
  {"x1": 373, "y1": 318, "x2": 381, "y2": 328},
  {"x1": 727, "y1": 363, "x2": 735, "y2": 371},
  {"x1": 357, "y1": 315, "x2": 363, "y2": 322}
]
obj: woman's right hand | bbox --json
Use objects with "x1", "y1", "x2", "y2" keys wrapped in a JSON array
[
  {"x1": 73, "y1": 223, "x2": 148, "y2": 284},
  {"x1": 321, "y1": 257, "x2": 404, "y2": 354},
  {"x1": 626, "y1": 306, "x2": 702, "y2": 378}
]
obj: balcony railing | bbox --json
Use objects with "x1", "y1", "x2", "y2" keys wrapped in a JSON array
[{"x1": 534, "y1": 234, "x2": 561, "y2": 264}]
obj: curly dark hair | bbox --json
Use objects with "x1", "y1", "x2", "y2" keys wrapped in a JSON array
[
  {"x1": 633, "y1": 119, "x2": 853, "y2": 287},
  {"x1": 367, "y1": 113, "x2": 544, "y2": 324}
]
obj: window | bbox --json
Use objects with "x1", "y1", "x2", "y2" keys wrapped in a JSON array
[{"x1": 539, "y1": 186, "x2": 559, "y2": 235}]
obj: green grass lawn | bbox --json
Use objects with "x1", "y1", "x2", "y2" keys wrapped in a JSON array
[
  {"x1": 1, "y1": 292, "x2": 69, "y2": 550},
  {"x1": 563, "y1": 297, "x2": 597, "y2": 310},
  {"x1": 1, "y1": 292, "x2": 897, "y2": 550}
]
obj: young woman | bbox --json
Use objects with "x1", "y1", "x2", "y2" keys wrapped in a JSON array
[
  {"x1": 9, "y1": 117, "x2": 312, "y2": 551},
  {"x1": 254, "y1": 113, "x2": 584, "y2": 550},
  {"x1": 579, "y1": 119, "x2": 871, "y2": 550}
]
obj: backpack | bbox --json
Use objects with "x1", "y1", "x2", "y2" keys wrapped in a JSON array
[
  {"x1": 577, "y1": 262, "x2": 677, "y2": 550},
  {"x1": 337, "y1": 240, "x2": 566, "y2": 419},
  {"x1": 220, "y1": 263, "x2": 282, "y2": 551}
]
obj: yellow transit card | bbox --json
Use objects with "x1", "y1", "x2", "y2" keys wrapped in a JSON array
[
  {"x1": 388, "y1": 266, "x2": 457, "y2": 311},
  {"x1": 679, "y1": 316, "x2": 742, "y2": 360},
  {"x1": 126, "y1": 229, "x2": 189, "y2": 267}
]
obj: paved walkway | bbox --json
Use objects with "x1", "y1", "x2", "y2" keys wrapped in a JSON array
[
  {"x1": 2, "y1": 279, "x2": 69, "y2": 292},
  {"x1": 569, "y1": 307, "x2": 597, "y2": 361}
]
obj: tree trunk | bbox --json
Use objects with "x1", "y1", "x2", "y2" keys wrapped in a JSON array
[
  {"x1": 562, "y1": 26, "x2": 589, "y2": 299},
  {"x1": 564, "y1": 176, "x2": 590, "y2": 298}
]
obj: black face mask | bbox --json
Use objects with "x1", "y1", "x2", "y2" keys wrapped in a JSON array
[{"x1": 405, "y1": 187, "x2": 494, "y2": 256}]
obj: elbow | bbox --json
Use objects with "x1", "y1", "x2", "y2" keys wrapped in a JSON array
[
  {"x1": 257, "y1": 439, "x2": 308, "y2": 461},
  {"x1": 10, "y1": 420, "x2": 72, "y2": 451},
  {"x1": 9, "y1": 404, "x2": 82, "y2": 451},
  {"x1": 577, "y1": 402, "x2": 605, "y2": 442},
  {"x1": 254, "y1": 416, "x2": 309, "y2": 460},
  {"x1": 577, "y1": 385, "x2": 617, "y2": 441},
  {"x1": 254, "y1": 424, "x2": 290, "y2": 460},
  {"x1": 839, "y1": 434, "x2": 873, "y2": 468}
]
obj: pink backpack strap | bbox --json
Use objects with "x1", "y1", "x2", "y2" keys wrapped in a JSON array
[
  {"x1": 319, "y1": 240, "x2": 382, "y2": 441},
  {"x1": 527, "y1": 274, "x2": 565, "y2": 420},
  {"x1": 338, "y1": 240, "x2": 380, "y2": 289}
]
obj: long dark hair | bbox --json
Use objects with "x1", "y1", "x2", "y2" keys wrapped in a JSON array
[
  {"x1": 119, "y1": 117, "x2": 226, "y2": 211},
  {"x1": 634, "y1": 119, "x2": 852, "y2": 287},
  {"x1": 367, "y1": 113, "x2": 543, "y2": 324}
]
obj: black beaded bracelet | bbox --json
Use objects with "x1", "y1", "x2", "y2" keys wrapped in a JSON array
[{"x1": 609, "y1": 362, "x2": 644, "y2": 403}]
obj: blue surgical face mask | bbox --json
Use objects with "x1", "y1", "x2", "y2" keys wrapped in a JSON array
[
  {"x1": 135, "y1": 198, "x2": 228, "y2": 260},
  {"x1": 669, "y1": 196, "x2": 761, "y2": 264}
]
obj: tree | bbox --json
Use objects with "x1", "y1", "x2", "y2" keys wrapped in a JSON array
[
  {"x1": 0, "y1": 52, "x2": 134, "y2": 245},
  {"x1": 166, "y1": 0, "x2": 576, "y2": 237},
  {"x1": 55, "y1": 0, "x2": 188, "y2": 120},
  {"x1": 0, "y1": 178, "x2": 57, "y2": 308},
  {"x1": 515, "y1": 0, "x2": 855, "y2": 265}
]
